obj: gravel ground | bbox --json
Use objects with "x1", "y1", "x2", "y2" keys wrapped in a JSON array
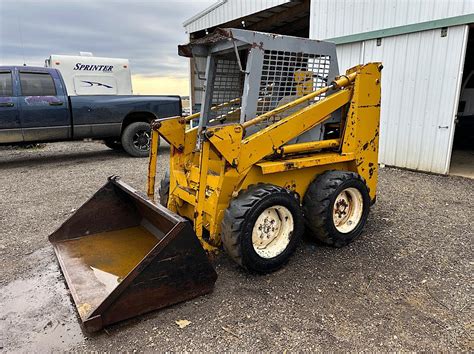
[{"x1": 0, "y1": 141, "x2": 472, "y2": 352}]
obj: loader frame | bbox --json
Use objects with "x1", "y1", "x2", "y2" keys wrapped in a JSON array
[{"x1": 148, "y1": 63, "x2": 381, "y2": 252}]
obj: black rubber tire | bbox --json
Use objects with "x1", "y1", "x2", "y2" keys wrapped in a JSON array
[
  {"x1": 159, "y1": 171, "x2": 170, "y2": 208},
  {"x1": 221, "y1": 184, "x2": 304, "y2": 274},
  {"x1": 103, "y1": 138, "x2": 123, "y2": 150},
  {"x1": 303, "y1": 171, "x2": 370, "y2": 248},
  {"x1": 121, "y1": 121, "x2": 151, "y2": 157}
]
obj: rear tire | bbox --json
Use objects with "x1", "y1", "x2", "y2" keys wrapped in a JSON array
[
  {"x1": 221, "y1": 184, "x2": 304, "y2": 273},
  {"x1": 302, "y1": 171, "x2": 370, "y2": 248},
  {"x1": 121, "y1": 122, "x2": 152, "y2": 157},
  {"x1": 159, "y1": 172, "x2": 170, "y2": 207},
  {"x1": 103, "y1": 138, "x2": 123, "y2": 151}
]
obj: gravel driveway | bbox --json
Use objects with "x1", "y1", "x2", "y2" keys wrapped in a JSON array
[{"x1": 0, "y1": 141, "x2": 472, "y2": 351}]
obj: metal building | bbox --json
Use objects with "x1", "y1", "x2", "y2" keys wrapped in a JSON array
[{"x1": 184, "y1": 0, "x2": 474, "y2": 175}]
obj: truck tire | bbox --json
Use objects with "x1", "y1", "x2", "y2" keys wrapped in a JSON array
[
  {"x1": 103, "y1": 138, "x2": 123, "y2": 151},
  {"x1": 121, "y1": 121, "x2": 151, "y2": 157},
  {"x1": 302, "y1": 171, "x2": 370, "y2": 248},
  {"x1": 221, "y1": 184, "x2": 304, "y2": 273},
  {"x1": 159, "y1": 171, "x2": 170, "y2": 207}
]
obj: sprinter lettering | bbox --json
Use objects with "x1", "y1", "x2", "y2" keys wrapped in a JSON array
[{"x1": 73, "y1": 63, "x2": 114, "y2": 72}]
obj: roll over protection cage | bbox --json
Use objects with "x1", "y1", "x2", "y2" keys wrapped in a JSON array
[{"x1": 179, "y1": 28, "x2": 340, "y2": 142}]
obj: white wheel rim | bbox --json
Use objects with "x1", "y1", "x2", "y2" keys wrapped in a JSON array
[
  {"x1": 252, "y1": 205, "x2": 294, "y2": 259},
  {"x1": 332, "y1": 187, "x2": 364, "y2": 233}
]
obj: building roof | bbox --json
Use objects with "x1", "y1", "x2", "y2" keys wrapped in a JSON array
[{"x1": 183, "y1": 0, "x2": 292, "y2": 33}]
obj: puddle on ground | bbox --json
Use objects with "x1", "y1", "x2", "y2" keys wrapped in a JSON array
[{"x1": 0, "y1": 247, "x2": 86, "y2": 351}]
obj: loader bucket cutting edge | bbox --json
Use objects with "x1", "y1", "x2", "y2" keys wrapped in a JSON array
[{"x1": 49, "y1": 176, "x2": 217, "y2": 333}]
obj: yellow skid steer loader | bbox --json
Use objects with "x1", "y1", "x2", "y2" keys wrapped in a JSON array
[{"x1": 50, "y1": 28, "x2": 381, "y2": 332}]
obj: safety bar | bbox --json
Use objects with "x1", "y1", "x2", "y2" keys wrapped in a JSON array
[
  {"x1": 184, "y1": 97, "x2": 241, "y2": 123},
  {"x1": 241, "y1": 72, "x2": 356, "y2": 129}
]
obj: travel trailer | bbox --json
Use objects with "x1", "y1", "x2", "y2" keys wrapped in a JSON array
[{"x1": 45, "y1": 53, "x2": 132, "y2": 96}]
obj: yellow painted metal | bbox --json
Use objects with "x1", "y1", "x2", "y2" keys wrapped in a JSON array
[
  {"x1": 277, "y1": 138, "x2": 340, "y2": 155},
  {"x1": 341, "y1": 64, "x2": 382, "y2": 200},
  {"x1": 194, "y1": 140, "x2": 210, "y2": 240},
  {"x1": 153, "y1": 116, "x2": 186, "y2": 150},
  {"x1": 256, "y1": 152, "x2": 355, "y2": 174},
  {"x1": 147, "y1": 63, "x2": 381, "y2": 251},
  {"x1": 242, "y1": 161, "x2": 352, "y2": 201},
  {"x1": 147, "y1": 129, "x2": 160, "y2": 200},
  {"x1": 295, "y1": 70, "x2": 314, "y2": 96},
  {"x1": 206, "y1": 125, "x2": 243, "y2": 166},
  {"x1": 236, "y1": 89, "x2": 352, "y2": 172}
]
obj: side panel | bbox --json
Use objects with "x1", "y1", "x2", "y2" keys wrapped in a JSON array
[
  {"x1": 310, "y1": 0, "x2": 474, "y2": 40},
  {"x1": 335, "y1": 25, "x2": 468, "y2": 174},
  {"x1": 73, "y1": 76, "x2": 118, "y2": 95},
  {"x1": 49, "y1": 55, "x2": 132, "y2": 96},
  {"x1": 70, "y1": 95, "x2": 181, "y2": 139}
]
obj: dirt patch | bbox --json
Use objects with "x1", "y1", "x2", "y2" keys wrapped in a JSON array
[{"x1": 0, "y1": 141, "x2": 472, "y2": 351}]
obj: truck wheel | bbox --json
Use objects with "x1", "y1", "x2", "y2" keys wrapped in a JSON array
[
  {"x1": 303, "y1": 171, "x2": 370, "y2": 248},
  {"x1": 159, "y1": 171, "x2": 170, "y2": 207},
  {"x1": 103, "y1": 138, "x2": 123, "y2": 151},
  {"x1": 221, "y1": 184, "x2": 303, "y2": 273},
  {"x1": 121, "y1": 122, "x2": 152, "y2": 157}
]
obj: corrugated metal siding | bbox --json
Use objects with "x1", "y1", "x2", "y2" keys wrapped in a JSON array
[
  {"x1": 310, "y1": 0, "x2": 474, "y2": 40},
  {"x1": 184, "y1": 0, "x2": 291, "y2": 33},
  {"x1": 335, "y1": 25, "x2": 468, "y2": 173}
]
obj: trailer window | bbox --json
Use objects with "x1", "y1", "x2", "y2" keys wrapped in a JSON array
[
  {"x1": 0, "y1": 72, "x2": 13, "y2": 96},
  {"x1": 19, "y1": 72, "x2": 56, "y2": 96}
]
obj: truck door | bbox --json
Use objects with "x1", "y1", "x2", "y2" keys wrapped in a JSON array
[
  {"x1": 18, "y1": 69, "x2": 71, "y2": 142},
  {"x1": 0, "y1": 70, "x2": 22, "y2": 143}
]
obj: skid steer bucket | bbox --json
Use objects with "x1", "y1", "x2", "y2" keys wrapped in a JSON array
[{"x1": 49, "y1": 176, "x2": 217, "y2": 333}]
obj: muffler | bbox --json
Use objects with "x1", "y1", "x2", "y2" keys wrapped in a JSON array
[{"x1": 49, "y1": 176, "x2": 217, "y2": 332}]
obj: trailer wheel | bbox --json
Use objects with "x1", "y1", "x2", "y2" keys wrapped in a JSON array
[
  {"x1": 303, "y1": 171, "x2": 370, "y2": 248},
  {"x1": 221, "y1": 184, "x2": 303, "y2": 273},
  {"x1": 159, "y1": 171, "x2": 170, "y2": 207},
  {"x1": 121, "y1": 122, "x2": 152, "y2": 157},
  {"x1": 103, "y1": 138, "x2": 123, "y2": 151}
]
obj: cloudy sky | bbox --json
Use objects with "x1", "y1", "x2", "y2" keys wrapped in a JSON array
[{"x1": 0, "y1": 0, "x2": 215, "y2": 95}]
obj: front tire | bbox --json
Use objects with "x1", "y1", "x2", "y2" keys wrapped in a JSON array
[
  {"x1": 303, "y1": 171, "x2": 370, "y2": 248},
  {"x1": 221, "y1": 184, "x2": 304, "y2": 273},
  {"x1": 121, "y1": 122, "x2": 152, "y2": 157},
  {"x1": 159, "y1": 172, "x2": 170, "y2": 207}
]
